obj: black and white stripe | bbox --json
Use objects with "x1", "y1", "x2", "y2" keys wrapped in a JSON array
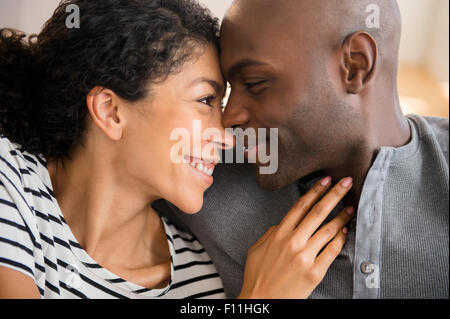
[{"x1": 0, "y1": 136, "x2": 225, "y2": 299}]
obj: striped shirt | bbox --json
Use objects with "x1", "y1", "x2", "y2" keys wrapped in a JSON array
[{"x1": 0, "y1": 136, "x2": 225, "y2": 299}]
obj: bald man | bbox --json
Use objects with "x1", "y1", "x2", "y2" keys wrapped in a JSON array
[{"x1": 157, "y1": 0, "x2": 449, "y2": 298}]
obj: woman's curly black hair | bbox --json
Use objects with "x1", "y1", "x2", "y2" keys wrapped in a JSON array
[{"x1": 0, "y1": 0, "x2": 219, "y2": 160}]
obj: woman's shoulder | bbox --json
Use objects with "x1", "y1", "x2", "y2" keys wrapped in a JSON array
[
  {"x1": 0, "y1": 137, "x2": 49, "y2": 286},
  {"x1": 0, "y1": 135, "x2": 55, "y2": 235},
  {"x1": 0, "y1": 135, "x2": 20, "y2": 167},
  {"x1": 0, "y1": 136, "x2": 48, "y2": 178},
  {"x1": 0, "y1": 136, "x2": 51, "y2": 190}
]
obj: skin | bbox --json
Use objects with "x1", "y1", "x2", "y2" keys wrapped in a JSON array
[
  {"x1": 0, "y1": 175, "x2": 355, "y2": 299},
  {"x1": 239, "y1": 177, "x2": 355, "y2": 299},
  {"x1": 0, "y1": 14, "x2": 369, "y2": 297},
  {"x1": 220, "y1": 0, "x2": 411, "y2": 208},
  {"x1": 49, "y1": 45, "x2": 232, "y2": 288},
  {"x1": 0, "y1": 44, "x2": 232, "y2": 296},
  {"x1": 0, "y1": 40, "x2": 355, "y2": 300}
]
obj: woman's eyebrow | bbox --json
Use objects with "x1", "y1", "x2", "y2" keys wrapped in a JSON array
[{"x1": 190, "y1": 77, "x2": 226, "y2": 97}]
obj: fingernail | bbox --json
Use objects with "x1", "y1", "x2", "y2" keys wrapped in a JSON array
[
  {"x1": 346, "y1": 207, "x2": 355, "y2": 215},
  {"x1": 320, "y1": 176, "x2": 332, "y2": 186},
  {"x1": 342, "y1": 227, "x2": 348, "y2": 234},
  {"x1": 341, "y1": 177, "x2": 353, "y2": 188}
]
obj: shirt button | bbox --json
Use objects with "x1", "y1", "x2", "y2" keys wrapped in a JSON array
[{"x1": 360, "y1": 261, "x2": 375, "y2": 275}]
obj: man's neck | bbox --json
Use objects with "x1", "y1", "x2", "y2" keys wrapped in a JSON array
[{"x1": 323, "y1": 113, "x2": 411, "y2": 209}]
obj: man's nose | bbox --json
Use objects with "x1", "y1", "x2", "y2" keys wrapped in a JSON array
[
  {"x1": 222, "y1": 96, "x2": 250, "y2": 129},
  {"x1": 220, "y1": 126, "x2": 235, "y2": 150}
]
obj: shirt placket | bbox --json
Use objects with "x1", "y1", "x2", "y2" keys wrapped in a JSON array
[{"x1": 352, "y1": 148, "x2": 394, "y2": 299}]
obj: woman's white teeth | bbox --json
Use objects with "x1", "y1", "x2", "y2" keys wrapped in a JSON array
[{"x1": 190, "y1": 162, "x2": 214, "y2": 176}]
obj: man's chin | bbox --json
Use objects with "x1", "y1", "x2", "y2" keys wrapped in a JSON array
[
  {"x1": 253, "y1": 163, "x2": 318, "y2": 191},
  {"x1": 254, "y1": 166, "x2": 288, "y2": 191}
]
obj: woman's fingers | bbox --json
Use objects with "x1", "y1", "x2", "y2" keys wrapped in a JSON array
[
  {"x1": 241, "y1": 177, "x2": 355, "y2": 299},
  {"x1": 314, "y1": 228, "x2": 347, "y2": 274},
  {"x1": 293, "y1": 177, "x2": 353, "y2": 242},
  {"x1": 278, "y1": 177, "x2": 332, "y2": 233},
  {"x1": 304, "y1": 207, "x2": 354, "y2": 256}
]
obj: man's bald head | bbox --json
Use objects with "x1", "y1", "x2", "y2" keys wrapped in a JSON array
[
  {"x1": 220, "y1": 0, "x2": 407, "y2": 191},
  {"x1": 324, "y1": 0, "x2": 402, "y2": 69},
  {"x1": 223, "y1": 0, "x2": 401, "y2": 71}
]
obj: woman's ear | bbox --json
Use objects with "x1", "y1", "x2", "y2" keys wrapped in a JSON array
[
  {"x1": 86, "y1": 87, "x2": 125, "y2": 141},
  {"x1": 340, "y1": 31, "x2": 378, "y2": 94}
]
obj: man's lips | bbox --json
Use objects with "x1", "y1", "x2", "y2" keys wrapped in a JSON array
[
  {"x1": 243, "y1": 140, "x2": 269, "y2": 161},
  {"x1": 243, "y1": 139, "x2": 269, "y2": 152}
]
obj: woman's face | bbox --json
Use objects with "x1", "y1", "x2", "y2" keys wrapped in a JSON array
[{"x1": 119, "y1": 45, "x2": 233, "y2": 214}]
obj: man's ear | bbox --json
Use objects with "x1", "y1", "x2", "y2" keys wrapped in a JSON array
[
  {"x1": 86, "y1": 87, "x2": 125, "y2": 141},
  {"x1": 340, "y1": 32, "x2": 378, "y2": 94}
]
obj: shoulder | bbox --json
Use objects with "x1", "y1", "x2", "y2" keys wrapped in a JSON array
[
  {"x1": 0, "y1": 136, "x2": 22, "y2": 178},
  {"x1": 0, "y1": 138, "x2": 42, "y2": 285},
  {"x1": 0, "y1": 136, "x2": 52, "y2": 253},
  {"x1": 0, "y1": 135, "x2": 53, "y2": 204},
  {"x1": 408, "y1": 115, "x2": 449, "y2": 157},
  {"x1": 0, "y1": 136, "x2": 30, "y2": 195},
  {"x1": 423, "y1": 116, "x2": 449, "y2": 152},
  {"x1": 0, "y1": 136, "x2": 48, "y2": 184}
]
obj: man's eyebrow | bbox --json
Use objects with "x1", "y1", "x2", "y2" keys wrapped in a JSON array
[
  {"x1": 226, "y1": 59, "x2": 267, "y2": 80},
  {"x1": 190, "y1": 77, "x2": 226, "y2": 97}
]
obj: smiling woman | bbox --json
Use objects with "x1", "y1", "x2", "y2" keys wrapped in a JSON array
[{"x1": 0, "y1": 0, "x2": 231, "y2": 299}]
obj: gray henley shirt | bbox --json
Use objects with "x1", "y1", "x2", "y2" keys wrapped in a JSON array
[{"x1": 157, "y1": 114, "x2": 449, "y2": 299}]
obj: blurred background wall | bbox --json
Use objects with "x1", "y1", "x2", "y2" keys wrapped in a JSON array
[{"x1": 0, "y1": 0, "x2": 448, "y2": 117}]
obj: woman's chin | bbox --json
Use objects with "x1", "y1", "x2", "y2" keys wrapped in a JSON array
[{"x1": 172, "y1": 196, "x2": 204, "y2": 215}]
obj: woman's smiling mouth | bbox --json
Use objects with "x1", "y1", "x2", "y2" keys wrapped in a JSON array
[
  {"x1": 190, "y1": 161, "x2": 215, "y2": 176},
  {"x1": 184, "y1": 156, "x2": 217, "y2": 185}
]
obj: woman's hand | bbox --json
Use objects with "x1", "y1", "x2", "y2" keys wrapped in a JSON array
[{"x1": 239, "y1": 177, "x2": 354, "y2": 299}]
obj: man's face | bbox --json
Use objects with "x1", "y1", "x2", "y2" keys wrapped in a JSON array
[{"x1": 220, "y1": 5, "x2": 355, "y2": 191}]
